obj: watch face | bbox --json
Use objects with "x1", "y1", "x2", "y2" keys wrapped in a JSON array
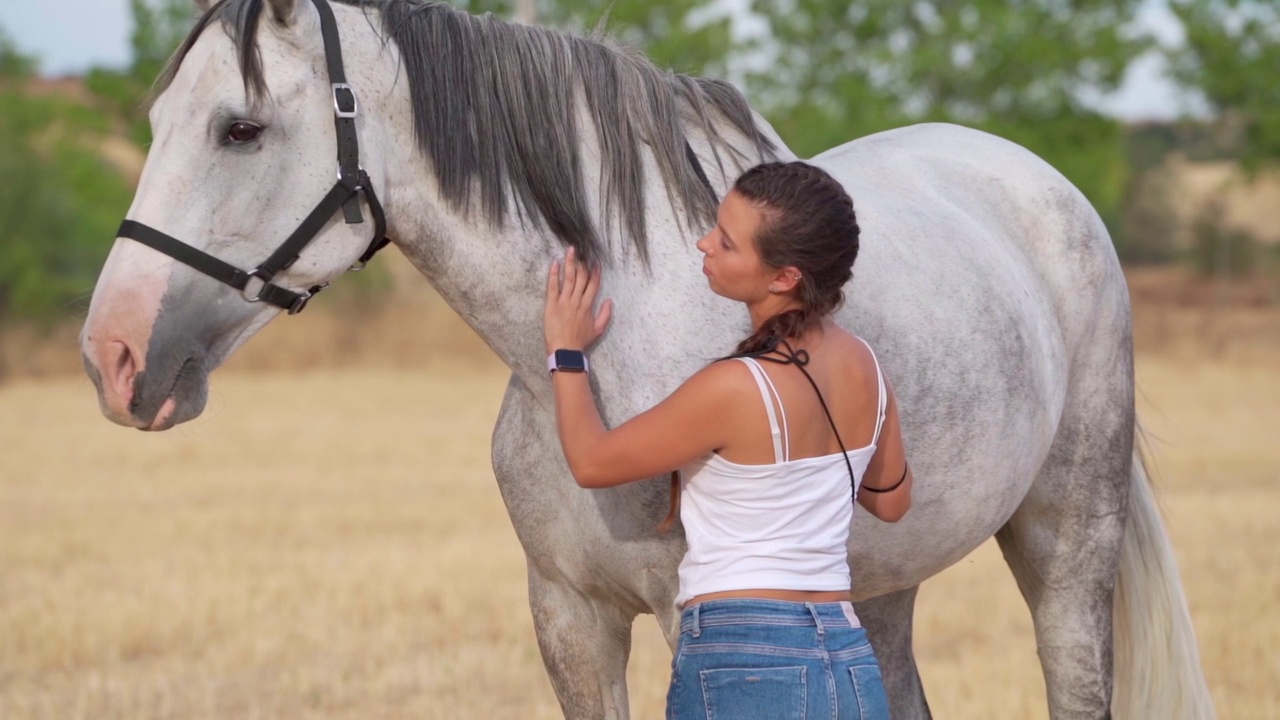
[{"x1": 554, "y1": 349, "x2": 587, "y2": 372}]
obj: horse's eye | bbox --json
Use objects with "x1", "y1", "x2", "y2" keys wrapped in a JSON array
[{"x1": 227, "y1": 121, "x2": 262, "y2": 143}]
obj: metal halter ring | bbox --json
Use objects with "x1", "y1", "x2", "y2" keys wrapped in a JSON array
[
  {"x1": 288, "y1": 284, "x2": 328, "y2": 315},
  {"x1": 241, "y1": 271, "x2": 270, "y2": 303},
  {"x1": 288, "y1": 289, "x2": 314, "y2": 315}
]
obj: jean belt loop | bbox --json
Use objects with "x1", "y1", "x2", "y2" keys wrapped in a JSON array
[
  {"x1": 690, "y1": 604, "x2": 702, "y2": 638},
  {"x1": 806, "y1": 602, "x2": 825, "y2": 636}
]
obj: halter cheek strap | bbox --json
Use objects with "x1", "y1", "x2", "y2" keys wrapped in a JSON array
[{"x1": 115, "y1": 0, "x2": 390, "y2": 315}]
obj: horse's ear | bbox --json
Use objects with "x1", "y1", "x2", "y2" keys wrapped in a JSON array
[{"x1": 265, "y1": 0, "x2": 302, "y2": 27}]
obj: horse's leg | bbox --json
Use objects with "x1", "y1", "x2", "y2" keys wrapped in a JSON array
[
  {"x1": 527, "y1": 565, "x2": 635, "y2": 719},
  {"x1": 995, "y1": 366, "x2": 1133, "y2": 720},
  {"x1": 491, "y1": 375, "x2": 640, "y2": 720},
  {"x1": 855, "y1": 586, "x2": 932, "y2": 719}
]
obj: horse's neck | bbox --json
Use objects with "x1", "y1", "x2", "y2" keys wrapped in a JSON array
[{"x1": 345, "y1": 5, "x2": 789, "y2": 410}]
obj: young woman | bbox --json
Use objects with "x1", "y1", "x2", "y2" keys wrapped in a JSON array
[{"x1": 543, "y1": 161, "x2": 912, "y2": 719}]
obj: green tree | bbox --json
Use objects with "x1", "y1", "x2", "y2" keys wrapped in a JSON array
[
  {"x1": 0, "y1": 30, "x2": 135, "y2": 321},
  {"x1": 85, "y1": 0, "x2": 197, "y2": 146},
  {"x1": 542, "y1": 0, "x2": 733, "y2": 76},
  {"x1": 1169, "y1": 0, "x2": 1280, "y2": 173},
  {"x1": 453, "y1": 0, "x2": 732, "y2": 75},
  {"x1": 0, "y1": 28, "x2": 35, "y2": 78},
  {"x1": 742, "y1": 0, "x2": 1148, "y2": 238}
]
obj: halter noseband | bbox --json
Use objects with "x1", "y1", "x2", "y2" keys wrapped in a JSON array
[{"x1": 116, "y1": 0, "x2": 389, "y2": 315}]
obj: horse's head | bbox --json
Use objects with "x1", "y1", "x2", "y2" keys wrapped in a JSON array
[
  {"x1": 81, "y1": 0, "x2": 386, "y2": 430},
  {"x1": 81, "y1": 0, "x2": 780, "y2": 430}
]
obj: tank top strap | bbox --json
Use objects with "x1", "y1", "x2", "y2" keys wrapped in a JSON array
[
  {"x1": 735, "y1": 357, "x2": 789, "y2": 463},
  {"x1": 855, "y1": 337, "x2": 888, "y2": 447}
]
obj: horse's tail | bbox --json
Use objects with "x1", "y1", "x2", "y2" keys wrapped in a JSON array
[{"x1": 1112, "y1": 427, "x2": 1216, "y2": 719}]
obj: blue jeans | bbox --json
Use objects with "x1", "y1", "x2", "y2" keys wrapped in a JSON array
[{"x1": 666, "y1": 599, "x2": 890, "y2": 720}]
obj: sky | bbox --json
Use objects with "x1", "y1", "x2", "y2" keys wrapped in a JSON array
[{"x1": 0, "y1": 0, "x2": 1208, "y2": 121}]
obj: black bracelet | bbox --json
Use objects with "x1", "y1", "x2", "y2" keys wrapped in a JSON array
[{"x1": 862, "y1": 463, "x2": 908, "y2": 494}]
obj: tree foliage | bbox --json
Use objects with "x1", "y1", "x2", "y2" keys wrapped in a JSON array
[
  {"x1": 542, "y1": 0, "x2": 733, "y2": 76},
  {"x1": 0, "y1": 36, "x2": 135, "y2": 321},
  {"x1": 452, "y1": 0, "x2": 733, "y2": 74},
  {"x1": 1169, "y1": 0, "x2": 1280, "y2": 173},
  {"x1": 84, "y1": 0, "x2": 198, "y2": 146},
  {"x1": 0, "y1": 28, "x2": 36, "y2": 78},
  {"x1": 3, "y1": 0, "x2": 1275, "y2": 321},
  {"x1": 741, "y1": 0, "x2": 1149, "y2": 238},
  {"x1": 0, "y1": 3, "x2": 193, "y2": 321}
]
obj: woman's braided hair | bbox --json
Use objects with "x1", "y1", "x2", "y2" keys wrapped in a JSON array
[{"x1": 731, "y1": 162, "x2": 860, "y2": 355}]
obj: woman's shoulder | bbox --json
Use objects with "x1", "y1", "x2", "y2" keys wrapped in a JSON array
[
  {"x1": 813, "y1": 325, "x2": 883, "y2": 384},
  {"x1": 813, "y1": 322, "x2": 875, "y2": 356},
  {"x1": 680, "y1": 354, "x2": 757, "y2": 398}
]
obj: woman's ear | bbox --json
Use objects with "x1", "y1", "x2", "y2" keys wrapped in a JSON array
[{"x1": 768, "y1": 266, "x2": 803, "y2": 294}]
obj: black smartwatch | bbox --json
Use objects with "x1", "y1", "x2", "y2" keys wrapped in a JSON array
[{"x1": 548, "y1": 349, "x2": 589, "y2": 374}]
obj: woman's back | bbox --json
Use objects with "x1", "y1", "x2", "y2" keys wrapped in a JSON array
[
  {"x1": 713, "y1": 322, "x2": 886, "y2": 467},
  {"x1": 676, "y1": 322, "x2": 888, "y2": 607}
]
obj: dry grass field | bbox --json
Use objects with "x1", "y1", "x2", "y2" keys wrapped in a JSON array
[{"x1": 2, "y1": 271, "x2": 1278, "y2": 719}]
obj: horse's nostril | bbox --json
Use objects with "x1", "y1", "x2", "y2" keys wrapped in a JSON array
[
  {"x1": 106, "y1": 341, "x2": 138, "y2": 402},
  {"x1": 114, "y1": 343, "x2": 129, "y2": 375}
]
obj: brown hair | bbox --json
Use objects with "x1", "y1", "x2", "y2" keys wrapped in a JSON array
[{"x1": 731, "y1": 162, "x2": 860, "y2": 355}]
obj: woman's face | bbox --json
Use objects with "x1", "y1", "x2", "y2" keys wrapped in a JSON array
[{"x1": 696, "y1": 190, "x2": 775, "y2": 302}]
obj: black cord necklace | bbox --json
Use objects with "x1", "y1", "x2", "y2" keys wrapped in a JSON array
[{"x1": 727, "y1": 337, "x2": 859, "y2": 497}]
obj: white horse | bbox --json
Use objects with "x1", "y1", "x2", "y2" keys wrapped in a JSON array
[{"x1": 79, "y1": 1, "x2": 1214, "y2": 717}]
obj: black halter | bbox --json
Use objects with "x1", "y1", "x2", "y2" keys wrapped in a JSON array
[
  {"x1": 116, "y1": 0, "x2": 389, "y2": 315},
  {"x1": 117, "y1": 0, "x2": 724, "y2": 316}
]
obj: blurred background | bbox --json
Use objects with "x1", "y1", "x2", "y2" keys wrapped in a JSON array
[
  {"x1": 0, "y1": 1, "x2": 1276, "y2": 719},
  {"x1": 0, "y1": 0, "x2": 1277, "y2": 355}
]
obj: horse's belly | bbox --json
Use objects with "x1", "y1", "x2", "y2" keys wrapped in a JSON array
[{"x1": 847, "y1": 460, "x2": 1041, "y2": 599}]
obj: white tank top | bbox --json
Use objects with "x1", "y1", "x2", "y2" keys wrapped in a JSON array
[{"x1": 675, "y1": 339, "x2": 887, "y2": 608}]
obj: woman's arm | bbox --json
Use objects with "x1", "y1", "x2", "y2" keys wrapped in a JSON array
[
  {"x1": 552, "y1": 365, "x2": 737, "y2": 487},
  {"x1": 857, "y1": 377, "x2": 913, "y2": 522},
  {"x1": 544, "y1": 248, "x2": 734, "y2": 488}
]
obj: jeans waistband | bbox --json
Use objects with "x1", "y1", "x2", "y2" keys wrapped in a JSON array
[{"x1": 679, "y1": 598, "x2": 861, "y2": 637}]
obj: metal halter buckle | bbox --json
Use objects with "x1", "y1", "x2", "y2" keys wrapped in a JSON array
[
  {"x1": 332, "y1": 83, "x2": 358, "y2": 119},
  {"x1": 335, "y1": 164, "x2": 365, "y2": 187}
]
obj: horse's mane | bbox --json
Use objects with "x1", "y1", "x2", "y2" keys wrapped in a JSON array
[{"x1": 157, "y1": 0, "x2": 777, "y2": 263}]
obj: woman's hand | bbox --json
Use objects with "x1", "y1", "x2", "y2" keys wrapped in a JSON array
[{"x1": 544, "y1": 247, "x2": 613, "y2": 354}]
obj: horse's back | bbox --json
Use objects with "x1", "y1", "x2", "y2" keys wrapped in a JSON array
[{"x1": 815, "y1": 123, "x2": 1129, "y2": 348}]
